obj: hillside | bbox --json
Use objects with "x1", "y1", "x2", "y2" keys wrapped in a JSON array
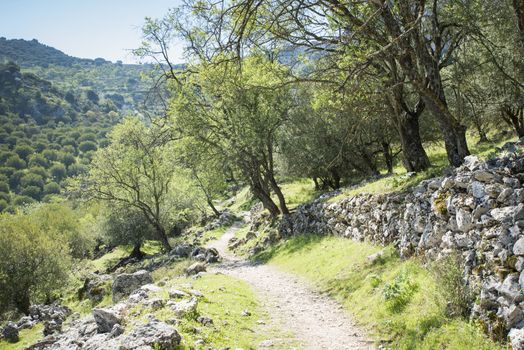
[
  {"x1": 0, "y1": 37, "x2": 91, "y2": 67},
  {"x1": 0, "y1": 38, "x2": 184, "y2": 111}
]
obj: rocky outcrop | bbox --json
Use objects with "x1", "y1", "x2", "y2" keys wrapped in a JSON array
[
  {"x1": 1, "y1": 322, "x2": 19, "y2": 343},
  {"x1": 112, "y1": 270, "x2": 153, "y2": 302},
  {"x1": 279, "y1": 139, "x2": 524, "y2": 342},
  {"x1": 92, "y1": 308, "x2": 123, "y2": 333}
]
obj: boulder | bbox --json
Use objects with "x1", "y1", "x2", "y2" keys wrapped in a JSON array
[
  {"x1": 515, "y1": 238, "x2": 524, "y2": 256},
  {"x1": 169, "y1": 244, "x2": 193, "y2": 258},
  {"x1": 92, "y1": 308, "x2": 123, "y2": 333},
  {"x1": 2, "y1": 322, "x2": 19, "y2": 343},
  {"x1": 120, "y1": 320, "x2": 181, "y2": 350},
  {"x1": 185, "y1": 262, "x2": 206, "y2": 276},
  {"x1": 509, "y1": 328, "x2": 524, "y2": 350},
  {"x1": 112, "y1": 270, "x2": 153, "y2": 302},
  {"x1": 169, "y1": 297, "x2": 198, "y2": 318},
  {"x1": 168, "y1": 289, "x2": 189, "y2": 299}
]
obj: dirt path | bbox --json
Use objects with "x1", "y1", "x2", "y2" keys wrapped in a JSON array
[{"x1": 208, "y1": 222, "x2": 375, "y2": 350}]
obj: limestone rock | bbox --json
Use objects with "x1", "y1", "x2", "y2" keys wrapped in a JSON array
[
  {"x1": 92, "y1": 308, "x2": 123, "y2": 333},
  {"x1": 185, "y1": 262, "x2": 206, "y2": 276},
  {"x1": 1, "y1": 322, "x2": 19, "y2": 343},
  {"x1": 112, "y1": 270, "x2": 153, "y2": 302},
  {"x1": 120, "y1": 320, "x2": 181, "y2": 350},
  {"x1": 509, "y1": 328, "x2": 524, "y2": 350},
  {"x1": 169, "y1": 297, "x2": 198, "y2": 318}
]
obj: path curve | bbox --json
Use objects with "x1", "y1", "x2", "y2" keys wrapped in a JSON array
[{"x1": 208, "y1": 222, "x2": 375, "y2": 350}]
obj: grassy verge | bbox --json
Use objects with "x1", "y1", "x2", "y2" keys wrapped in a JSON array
[
  {"x1": 134, "y1": 270, "x2": 298, "y2": 349},
  {"x1": 256, "y1": 235, "x2": 502, "y2": 349},
  {"x1": 0, "y1": 323, "x2": 44, "y2": 350}
]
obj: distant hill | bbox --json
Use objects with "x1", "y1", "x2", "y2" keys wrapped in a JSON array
[
  {"x1": 0, "y1": 38, "x2": 161, "y2": 111},
  {"x1": 0, "y1": 37, "x2": 95, "y2": 67}
]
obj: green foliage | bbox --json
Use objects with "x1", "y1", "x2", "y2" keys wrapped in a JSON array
[
  {"x1": 20, "y1": 173, "x2": 44, "y2": 189},
  {"x1": 78, "y1": 141, "x2": 97, "y2": 153},
  {"x1": 431, "y1": 253, "x2": 474, "y2": 318},
  {"x1": 5, "y1": 155, "x2": 25, "y2": 169},
  {"x1": 0, "y1": 210, "x2": 71, "y2": 313},
  {"x1": 86, "y1": 118, "x2": 205, "y2": 249},
  {"x1": 43, "y1": 182, "x2": 60, "y2": 195},
  {"x1": 382, "y1": 271, "x2": 418, "y2": 313},
  {"x1": 49, "y1": 162, "x2": 66, "y2": 181}
]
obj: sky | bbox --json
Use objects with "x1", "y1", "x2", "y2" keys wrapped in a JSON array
[{"x1": 0, "y1": 0, "x2": 184, "y2": 63}]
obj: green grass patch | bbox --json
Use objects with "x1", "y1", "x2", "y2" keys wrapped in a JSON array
[
  {"x1": 202, "y1": 226, "x2": 228, "y2": 242},
  {"x1": 89, "y1": 241, "x2": 163, "y2": 272},
  {"x1": 328, "y1": 135, "x2": 517, "y2": 202},
  {"x1": 127, "y1": 272, "x2": 297, "y2": 349},
  {"x1": 276, "y1": 178, "x2": 320, "y2": 209},
  {"x1": 256, "y1": 235, "x2": 501, "y2": 349},
  {"x1": 0, "y1": 323, "x2": 44, "y2": 350}
]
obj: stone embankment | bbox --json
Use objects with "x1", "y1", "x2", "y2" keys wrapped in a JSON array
[{"x1": 279, "y1": 139, "x2": 524, "y2": 347}]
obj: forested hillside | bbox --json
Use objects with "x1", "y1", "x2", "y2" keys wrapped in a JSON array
[{"x1": 1, "y1": 0, "x2": 524, "y2": 349}]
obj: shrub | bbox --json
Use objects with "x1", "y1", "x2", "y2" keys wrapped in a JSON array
[
  {"x1": 28, "y1": 154, "x2": 49, "y2": 168},
  {"x1": 383, "y1": 271, "x2": 418, "y2": 313},
  {"x1": 0, "y1": 192, "x2": 9, "y2": 203},
  {"x1": 78, "y1": 141, "x2": 97, "y2": 153},
  {"x1": 0, "y1": 212, "x2": 71, "y2": 313},
  {"x1": 431, "y1": 253, "x2": 473, "y2": 318},
  {"x1": 20, "y1": 185, "x2": 42, "y2": 200},
  {"x1": 0, "y1": 181, "x2": 8, "y2": 193},
  {"x1": 61, "y1": 153, "x2": 76, "y2": 167},
  {"x1": 20, "y1": 173, "x2": 44, "y2": 189},
  {"x1": 67, "y1": 164, "x2": 88, "y2": 176},
  {"x1": 50, "y1": 163, "x2": 67, "y2": 181},
  {"x1": 14, "y1": 144, "x2": 34, "y2": 160},
  {"x1": 44, "y1": 182, "x2": 61, "y2": 195},
  {"x1": 5, "y1": 155, "x2": 26, "y2": 169},
  {"x1": 9, "y1": 170, "x2": 25, "y2": 189},
  {"x1": 13, "y1": 195, "x2": 36, "y2": 206},
  {"x1": 0, "y1": 200, "x2": 7, "y2": 212}
]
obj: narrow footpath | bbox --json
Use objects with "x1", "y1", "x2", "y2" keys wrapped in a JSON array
[{"x1": 208, "y1": 222, "x2": 375, "y2": 350}]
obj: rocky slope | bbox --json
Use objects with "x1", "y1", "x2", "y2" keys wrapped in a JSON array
[{"x1": 0, "y1": 247, "x2": 220, "y2": 349}]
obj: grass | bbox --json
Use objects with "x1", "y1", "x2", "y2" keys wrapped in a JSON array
[
  {"x1": 127, "y1": 271, "x2": 298, "y2": 349},
  {"x1": 327, "y1": 134, "x2": 517, "y2": 202},
  {"x1": 89, "y1": 240, "x2": 163, "y2": 272},
  {"x1": 0, "y1": 323, "x2": 44, "y2": 350},
  {"x1": 273, "y1": 178, "x2": 320, "y2": 209},
  {"x1": 202, "y1": 226, "x2": 228, "y2": 242},
  {"x1": 255, "y1": 235, "x2": 502, "y2": 349}
]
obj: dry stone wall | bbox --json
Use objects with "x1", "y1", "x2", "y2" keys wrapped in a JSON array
[{"x1": 280, "y1": 139, "x2": 524, "y2": 344}]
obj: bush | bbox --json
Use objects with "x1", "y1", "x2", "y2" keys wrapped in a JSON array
[
  {"x1": 0, "y1": 199, "x2": 7, "y2": 212},
  {"x1": 383, "y1": 271, "x2": 418, "y2": 313},
  {"x1": 0, "y1": 211, "x2": 71, "y2": 313},
  {"x1": 20, "y1": 173, "x2": 44, "y2": 189},
  {"x1": 5, "y1": 155, "x2": 26, "y2": 169},
  {"x1": 13, "y1": 195, "x2": 36, "y2": 206},
  {"x1": 9, "y1": 170, "x2": 25, "y2": 189},
  {"x1": 44, "y1": 182, "x2": 61, "y2": 195},
  {"x1": 78, "y1": 141, "x2": 97, "y2": 153},
  {"x1": 32, "y1": 204, "x2": 94, "y2": 259},
  {"x1": 61, "y1": 153, "x2": 76, "y2": 167},
  {"x1": 67, "y1": 163, "x2": 88, "y2": 176},
  {"x1": 0, "y1": 181, "x2": 8, "y2": 193},
  {"x1": 14, "y1": 144, "x2": 34, "y2": 160},
  {"x1": 50, "y1": 163, "x2": 67, "y2": 181},
  {"x1": 28, "y1": 154, "x2": 50, "y2": 168},
  {"x1": 431, "y1": 253, "x2": 473, "y2": 318},
  {"x1": 0, "y1": 192, "x2": 9, "y2": 203},
  {"x1": 20, "y1": 185, "x2": 42, "y2": 200}
]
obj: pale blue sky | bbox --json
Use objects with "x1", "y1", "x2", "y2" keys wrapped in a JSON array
[{"x1": 0, "y1": 0, "x2": 184, "y2": 63}]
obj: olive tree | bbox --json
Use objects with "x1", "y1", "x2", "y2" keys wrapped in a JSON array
[{"x1": 85, "y1": 118, "x2": 186, "y2": 251}]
